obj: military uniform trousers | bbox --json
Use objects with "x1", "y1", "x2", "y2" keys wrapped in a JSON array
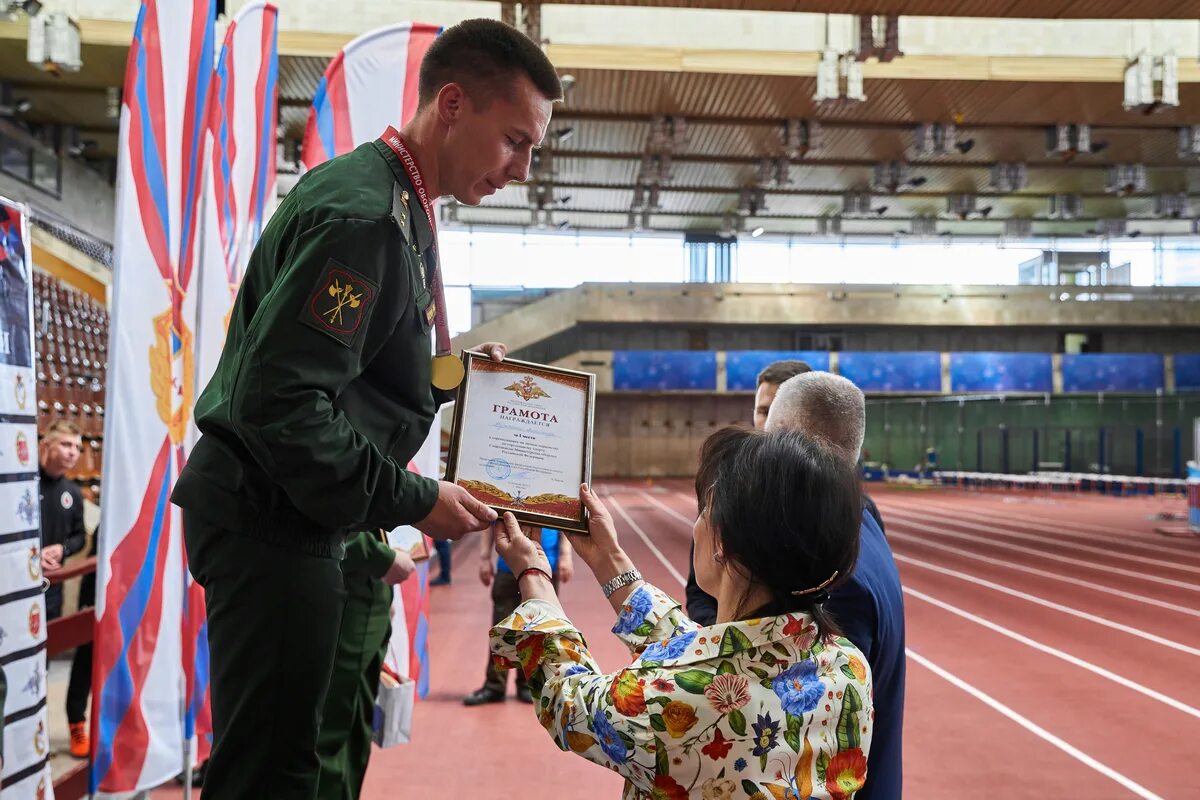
[
  {"x1": 183, "y1": 510, "x2": 347, "y2": 800},
  {"x1": 315, "y1": 569, "x2": 392, "y2": 800}
]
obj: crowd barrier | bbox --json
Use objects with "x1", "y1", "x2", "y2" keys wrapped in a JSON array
[{"x1": 933, "y1": 470, "x2": 1188, "y2": 496}]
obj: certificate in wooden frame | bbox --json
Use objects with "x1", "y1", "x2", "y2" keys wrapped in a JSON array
[{"x1": 445, "y1": 351, "x2": 596, "y2": 534}]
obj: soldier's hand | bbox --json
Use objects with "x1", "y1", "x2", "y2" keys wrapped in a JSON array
[
  {"x1": 384, "y1": 549, "x2": 417, "y2": 585},
  {"x1": 416, "y1": 481, "x2": 497, "y2": 540},
  {"x1": 477, "y1": 342, "x2": 508, "y2": 362}
]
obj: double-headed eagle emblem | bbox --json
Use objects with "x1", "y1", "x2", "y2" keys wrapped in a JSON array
[{"x1": 505, "y1": 375, "x2": 550, "y2": 402}]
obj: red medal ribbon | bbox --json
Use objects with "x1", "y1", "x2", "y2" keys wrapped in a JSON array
[{"x1": 380, "y1": 126, "x2": 451, "y2": 356}]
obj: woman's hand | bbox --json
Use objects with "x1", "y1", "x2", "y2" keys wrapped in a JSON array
[
  {"x1": 565, "y1": 484, "x2": 622, "y2": 567},
  {"x1": 494, "y1": 512, "x2": 553, "y2": 577},
  {"x1": 567, "y1": 485, "x2": 639, "y2": 601}
]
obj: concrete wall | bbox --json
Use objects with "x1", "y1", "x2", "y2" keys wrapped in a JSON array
[
  {"x1": 456, "y1": 282, "x2": 1200, "y2": 357},
  {"x1": 593, "y1": 393, "x2": 750, "y2": 478},
  {"x1": 516, "y1": 323, "x2": 1200, "y2": 366},
  {"x1": 0, "y1": 139, "x2": 114, "y2": 244}
]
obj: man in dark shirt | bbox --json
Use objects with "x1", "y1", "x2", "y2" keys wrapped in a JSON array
[
  {"x1": 766, "y1": 372, "x2": 906, "y2": 800},
  {"x1": 38, "y1": 420, "x2": 87, "y2": 620}
]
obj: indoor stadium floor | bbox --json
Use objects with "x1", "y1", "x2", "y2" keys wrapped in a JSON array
[{"x1": 150, "y1": 483, "x2": 1199, "y2": 799}]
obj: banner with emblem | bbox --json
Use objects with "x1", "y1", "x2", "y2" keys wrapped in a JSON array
[
  {"x1": 301, "y1": 22, "x2": 442, "y2": 704},
  {"x1": 0, "y1": 196, "x2": 51, "y2": 800},
  {"x1": 93, "y1": 0, "x2": 215, "y2": 795},
  {"x1": 184, "y1": 0, "x2": 278, "y2": 766}
]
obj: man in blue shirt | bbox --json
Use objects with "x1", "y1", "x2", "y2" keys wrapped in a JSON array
[
  {"x1": 464, "y1": 527, "x2": 573, "y2": 704},
  {"x1": 766, "y1": 371, "x2": 906, "y2": 800}
]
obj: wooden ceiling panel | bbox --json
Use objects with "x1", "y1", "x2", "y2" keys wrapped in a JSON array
[{"x1": 536, "y1": 0, "x2": 1200, "y2": 19}]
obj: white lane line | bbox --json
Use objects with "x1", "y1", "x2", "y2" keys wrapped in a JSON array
[
  {"x1": 881, "y1": 505, "x2": 1200, "y2": 576},
  {"x1": 889, "y1": 530, "x2": 1200, "y2": 619},
  {"x1": 639, "y1": 491, "x2": 695, "y2": 527},
  {"x1": 894, "y1": 552, "x2": 1200, "y2": 658},
  {"x1": 905, "y1": 648, "x2": 1165, "y2": 800},
  {"x1": 881, "y1": 497, "x2": 1200, "y2": 561},
  {"x1": 607, "y1": 494, "x2": 687, "y2": 588},
  {"x1": 881, "y1": 509, "x2": 1200, "y2": 592},
  {"x1": 896, "y1": 494, "x2": 1192, "y2": 542},
  {"x1": 904, "y1": 586, "x2": 1200, "y2": 720}
]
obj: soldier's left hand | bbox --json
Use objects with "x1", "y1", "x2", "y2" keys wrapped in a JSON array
[
  {"x1": 477, "y1": 342, "x2": 508, "y2": 362},
  {"x1": 384, "y1": 549, "x2": 417, "y2": 585}
]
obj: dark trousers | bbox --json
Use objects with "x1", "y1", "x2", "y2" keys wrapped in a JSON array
[
  {"x1": 314, "y1": 572, "x2": 392, "y2": 800},
  {"x1": 184, "y1": 511, "x2": 347, "y2": 800},
  {"x1": 483, "y1": 569, "x2": 558, "y2": 694},
  {"x1": 68, "y1": 566, "x2": 96, "y2": 724},
  {"x1": 66, "y1": 642, "x2": 91, "y2": 723},
  {"x1": 433, "y1": 539, "x2": 451, "y2": 579},
  {"x1": 45, "y1": 586, "x2": 91, "y2": 723}
]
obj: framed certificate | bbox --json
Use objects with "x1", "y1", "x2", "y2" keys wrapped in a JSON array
[{"x1": 445, "y1": 351, "x2": 596, "y2": 534}]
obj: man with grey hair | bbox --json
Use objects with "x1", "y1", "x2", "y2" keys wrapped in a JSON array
[
  {"x1": 766, "y1": 371, "x2": 905, "y2": 800},
  {"x1": 766, "y1": 372, "x2": 867, "y2": 466}
]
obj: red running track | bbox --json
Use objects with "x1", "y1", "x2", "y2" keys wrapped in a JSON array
[{"x1": 154, "y1": 483, "x2": 1200, "y2": 799}]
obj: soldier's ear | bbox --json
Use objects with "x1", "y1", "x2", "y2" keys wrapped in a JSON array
[{"x1": 437, "y1": 83, "x2": 467, "y2": 125}]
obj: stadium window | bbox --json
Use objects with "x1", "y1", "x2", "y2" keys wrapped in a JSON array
[
  {"x1": 0, "y1": 133, "x2": 32, "y2": 183},
  {"x1": 0, "y1": 127, "x2": 62, "y2": 198}
]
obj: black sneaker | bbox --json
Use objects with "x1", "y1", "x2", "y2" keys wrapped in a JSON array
[
  {"x1": 429, "y1": 574, "x2": 451, "y2": 586},
  {"x1": 516, "y1": 686, "x2": 533, "y2": 704},
  {"x1": 463, "y1": 687, "x2": 505, "y2": 706}
]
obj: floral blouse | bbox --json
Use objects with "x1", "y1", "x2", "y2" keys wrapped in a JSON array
[{"x1": 490, "y1": 584, "x2": 874, "y2": 800}]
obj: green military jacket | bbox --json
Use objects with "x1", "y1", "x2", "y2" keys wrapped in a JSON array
[
  {"x1": 172, "y1": 139, "x2": 448, "y2": 558},
  {"x1": 342, "y1": 529, "x2": 400, "y2": 579}
]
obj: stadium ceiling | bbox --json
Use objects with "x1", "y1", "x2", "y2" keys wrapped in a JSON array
[
  {"x1": 494, "y1": 0, "x2": 1200, "y2": 20},
  {"x1": 4, "y1": 7, "x2": 1200, "y2": 238}
]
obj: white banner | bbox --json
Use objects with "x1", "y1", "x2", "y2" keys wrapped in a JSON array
[
  {"x1": 0, "y1": 364, "x2": 36, "y2": 418},
  {"x1": 0, "y1": 422, "x2": 38, "y2": 476},
  {"x1": 92, "y1": 1, "x2": 215, "y2": 793},
  {"x1": 0, "y1": 480, "x2": 38, "y2": 536}
]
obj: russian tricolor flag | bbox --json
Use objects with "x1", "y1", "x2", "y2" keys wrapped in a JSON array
[{"x1": 301, "y1": 23, "x2": 441, "y2": 172}]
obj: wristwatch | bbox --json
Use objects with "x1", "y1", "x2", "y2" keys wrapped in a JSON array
[{"x1": 601, "y1": 569, "x2": 643, "y2": 599}]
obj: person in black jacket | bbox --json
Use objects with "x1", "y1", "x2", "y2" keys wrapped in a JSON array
[{"x1": 38, "y1": 420, "x2": 86, "y2": 620}]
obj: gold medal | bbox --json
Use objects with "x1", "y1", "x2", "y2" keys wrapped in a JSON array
[{"x1": 432, "y1": 353, "x2": 465, "y2": 390}]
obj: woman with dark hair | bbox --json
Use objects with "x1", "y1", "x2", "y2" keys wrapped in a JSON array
[{"x1": 491, "y1": 427, "x2": 873, "y2": 800}]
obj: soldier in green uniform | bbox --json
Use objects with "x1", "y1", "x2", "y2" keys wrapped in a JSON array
[
  {"x1": 314, "y1": 531, "x2": 411, "y2": 800},
  {"x1": 171, "y1": 18, "x2": 561, "y2": 800}
]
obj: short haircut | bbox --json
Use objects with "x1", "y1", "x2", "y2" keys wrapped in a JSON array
[
  {"x1": 42, "y1": 420, "x2": 82, "y2": 440},
  {"x1": 418, "y1": 19, "x2": 563, "y2": 108},
  {"x1": 756, "y1": 359, "x2": 812, "y2": 388},
  {"x1": 765, "y1": 372, "x2": 866, "y2": 467}
]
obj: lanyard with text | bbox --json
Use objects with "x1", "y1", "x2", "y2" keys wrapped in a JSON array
[{"x1": 380, "y1": 126, "x2": 464, "y2": 390}]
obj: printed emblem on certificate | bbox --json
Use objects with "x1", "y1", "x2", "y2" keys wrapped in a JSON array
[{"x1": 445, "y1": 351, "x2": 596, "y2": 534}]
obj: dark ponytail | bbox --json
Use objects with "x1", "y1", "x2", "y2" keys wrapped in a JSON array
[{"x1": 695, "y1": 427, "x2": 862, "y2": 639}]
